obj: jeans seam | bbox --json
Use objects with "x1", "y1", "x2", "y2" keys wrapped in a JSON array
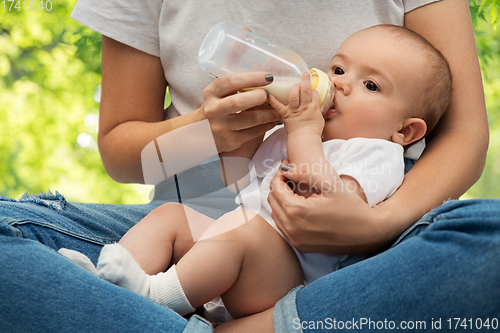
[
  {"x1": 6, "y1": 218, "x2": 118, "y2": 245},
  {"x1": 1, "y1": 218, "x2": 23, "y2": 237},
  {"x1": 273, "y1": 285, "x2": 304, "y2": 333},
  {"x1": 390, "y1": 200, "x2": 459, "y2": 249},
  {"x1": 389, "y1": 220, "x2": 432, "y2": 248}
]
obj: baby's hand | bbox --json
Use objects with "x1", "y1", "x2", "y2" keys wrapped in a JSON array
[{"x1": 268, "y1": 72, "x2": 325, "y2": 136}]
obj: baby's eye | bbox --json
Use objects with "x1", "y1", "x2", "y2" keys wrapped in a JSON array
[
  {"x1": 364, "y1": 81, "x2": 379, "y2": 91},
  {"x1": 333, "y1": 67, "x2": 344, "y2": 75}
]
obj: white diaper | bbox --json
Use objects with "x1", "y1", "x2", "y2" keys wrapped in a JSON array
[{"x1": 203, "y1": 296, "x2": 234, "y2": 324}]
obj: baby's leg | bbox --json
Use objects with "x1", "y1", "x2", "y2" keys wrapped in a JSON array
[
  {"x1": 96, "y1": 202, "x2": 215, "y2": 302},
  {"x1": 176, "y1": 210, "x2": 303, "y2": 318},
  {"x1": 99, "y1": 205, "x2": 302, "y2": 319},
  {"x1": 119, "y1": 202, "x2": 215, "y2": 274}
]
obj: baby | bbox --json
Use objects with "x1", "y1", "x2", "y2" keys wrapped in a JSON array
[{"x1": 61, "y1": 24, "x2": 451, "y2": 323}]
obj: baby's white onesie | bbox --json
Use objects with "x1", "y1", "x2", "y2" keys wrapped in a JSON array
[{"x1": 236, "y1": 127, "x2": 405, "y2": 283}]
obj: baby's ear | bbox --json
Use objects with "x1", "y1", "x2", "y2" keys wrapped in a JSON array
[{"x1": 391, "y1": 118, "x2": 427, "y2": 146}]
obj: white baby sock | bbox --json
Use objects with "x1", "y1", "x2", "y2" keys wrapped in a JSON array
[
  {"x1": 96, "y1": 243, "x2": 195, "y2": 316},
  {"x1": 58, "y1": 248, "x2": 97, "y2": 275},
  {"x1": 96, "y1": 243, "x2": 151, "y2": 297},
  {"x1": 149, "y1": 265, "x2": 196, "y2": 316}
]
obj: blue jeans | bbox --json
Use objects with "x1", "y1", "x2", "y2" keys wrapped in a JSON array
[
  {"x1": 0, "y1": 191, "x2": 212, "y2": 332},
  {"x1": 0, "y1": 156, "x2": 236, "y2": 333},
  {"x1": 273, "y1": 199, "x2": 500, "y2": 332},
  {"x1": 2, "y1": 172, "x2": 500, "y2": 331}
]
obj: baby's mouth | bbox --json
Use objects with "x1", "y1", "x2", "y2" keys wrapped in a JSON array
[
  {"x1": 323, "y1": 108, "x2": 336, "y2": 119},
  {"x1": 323, "y1": 99, "x2": 338, "y2": 119}
]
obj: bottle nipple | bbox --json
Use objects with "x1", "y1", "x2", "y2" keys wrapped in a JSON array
[
  {"x1": 309, "y1": 68, "x2": 334, "y2": 115},
  {"x1": 311, "y1": 76, "x2": 320, "y2": 90}
]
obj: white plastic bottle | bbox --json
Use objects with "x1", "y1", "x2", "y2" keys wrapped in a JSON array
[{"x1": 198, "y1": 22, "x2": 333, "y2": 114}]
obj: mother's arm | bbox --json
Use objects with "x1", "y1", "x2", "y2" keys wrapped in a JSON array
[
  {"x1": 98, "y1": 36, "x2": 279, "y2": 184},
  {"x1": 382, "y1": 0, "x2": 488, "y2": 237},
  {"x1": 268, "y1": 0, "x2": 488, "y2": 254},
  {"x1": 397, "y1": 0, "x2": 488, "y2": 218}
]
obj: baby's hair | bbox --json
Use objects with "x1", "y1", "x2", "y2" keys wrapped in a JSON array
[{"x1": 372, "y1": 24, "x2": 452, "y2": 137}]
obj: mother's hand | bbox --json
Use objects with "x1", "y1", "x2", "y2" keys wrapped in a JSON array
[
  {"x1": 200, "y1": 72, "x2": 280, "y2": 153},
  {"x1": 268, "y1": 159, "x2": 400, "y2": 254}
]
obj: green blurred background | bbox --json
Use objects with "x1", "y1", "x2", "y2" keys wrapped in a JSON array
[{"x1": 1, "y1": 0, "x2": 499, "y2": 204}]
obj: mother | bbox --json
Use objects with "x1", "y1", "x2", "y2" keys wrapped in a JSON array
[{"x1": 1, "y1": 1, "x2": 498, "y2": 332}]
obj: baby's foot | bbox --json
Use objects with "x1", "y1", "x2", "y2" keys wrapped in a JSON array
[
  {"x1": 96, "y1": 243, "x2": 150, "y2": 297},
  {"x1": 58, "y1": 248, "x2": 97, "y2": 275}
]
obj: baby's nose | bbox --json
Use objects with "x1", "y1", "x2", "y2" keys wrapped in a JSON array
[{"x1": 332, "y1": 77, "x2": 350, "y2": 95}]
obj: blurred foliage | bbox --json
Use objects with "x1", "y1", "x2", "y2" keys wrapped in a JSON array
[
  {"x1": 0, "y1": 0, "x2": 499, "y2": 204},
  {"x1": 466, "y1": 1, "x2": 500, "y2": 199},
  {"x1": 469, "y1": 0, "x2": 500, "y2": 27},
  {"x1": 0, "y1": 0, "x2": 148, "y2": 203}
]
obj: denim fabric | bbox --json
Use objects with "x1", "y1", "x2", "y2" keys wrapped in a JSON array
[
  {"x1": 0, "y1": 154, "x2": 240, "y2": 332},
  {"x1": 0, "y1": 189, "x2": 222, "y2": 332},
  {"x1": 273, "y1": 199, "x2": 500, "y2": 332},
  {"x1": 273, "y1": 286, "x2": 305, "y2": 333},
  {"x1": 0, "y1": 232, "x2": 196, "y2": 332},
  {"x1": 0, "y1": 191, "x2": 163, "y2": 264},
  {"x1": 182, "y1": 315, "x2": 213, "y2": 333},
  {"x1": 403, "y1": 157, "x2": 415, "y2": 175},
  {"x1": 2, "y1": 155, "x2": 500, "y2": 332}
]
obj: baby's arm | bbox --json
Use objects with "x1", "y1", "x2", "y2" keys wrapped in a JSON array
[{"x1": 269, "y1": 73, "x2": 367, "y2": 202}]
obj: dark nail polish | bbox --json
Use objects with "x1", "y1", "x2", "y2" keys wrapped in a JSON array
[
  {"x1": 265, "y1": 74, "x2": 274, "y2": 82},
  {"x1": 281, "y1": 163, "x2": 293, "y2": 172},
  {"x1": 265, "y1": 89, "x2": 269, "y2": 99}
]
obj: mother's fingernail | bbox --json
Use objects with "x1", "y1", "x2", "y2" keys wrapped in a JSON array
[
  {"x1": 265, "y1": 74, "x2": 274, "y2": 82},
  {"x1": 265, "y1": 89, "x2": 269, "y2": 99},
  {"x1": 281, "y1": 163, "x2": 293, "y2": 172}
]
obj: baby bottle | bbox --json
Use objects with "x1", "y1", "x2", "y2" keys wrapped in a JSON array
[{"x1": 198, "y1": 22, "x2": 334, "y2": 114}]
